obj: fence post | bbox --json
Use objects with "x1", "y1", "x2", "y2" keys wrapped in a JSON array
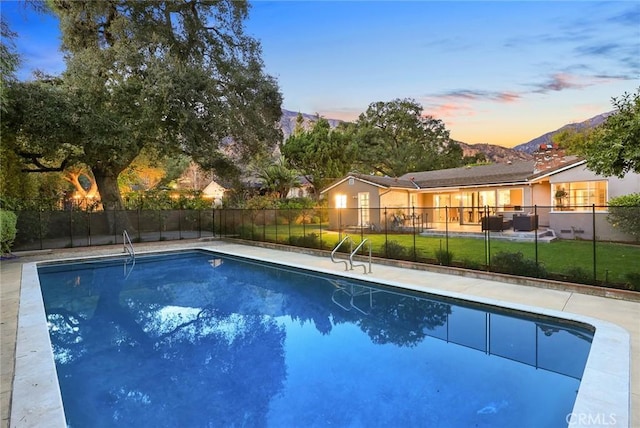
[
  {"x1": 263, "y1": 209, "x2": 266, "y2": 242},
  {"x1": 37, "y1": 210, "x2": 43, "y2": 250},
  {"x1": 69, "y1": 207, "x2": 74, "y2": 248},
  {"x1": 288, "y1": 209, "x2": 292, "y2": 244},
  {"x1": 384, "y1": 207, "x2": 388, "y2": 258},
  {"x1": 250, "y1": 209, "x2": 255, "y2": 240},
  {"x1": 592, "y1": 204, "x2": 597, "y2": 283},
  {"x1": 483, "y1": 205, "x2": 490, "y2": 269},
  {"x1": 87, "y1": 211, "x2": 92, "y2": 246},
  {"x1": 412, "y1": 205, "x2": 417, "y2": 261},
  {"x1": 113, "y1": 210, "x2": 118, "y2": 245},
  {"x1": 534, "y1": 205, "x2": 538, "y2": 269},
  {"x1": 178, "y1": 208, "x2": 183, "y2": 240},
  {"x1": 445, "y1": 206, "x2": 449, "y2": 254},
  {"x1": 318, "y1": 206, "x2": 323, "y2": 250},
  {"x1": 212, "y1": 206, "x2": 215, "y2": 238}
]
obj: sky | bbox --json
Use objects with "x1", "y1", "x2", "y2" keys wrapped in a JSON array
[{"x1": 2, "y1": 1, "x2": 639, "y2": 147}]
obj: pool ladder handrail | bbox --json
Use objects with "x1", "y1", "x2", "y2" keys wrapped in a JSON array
[
  {"x1": 350, "y1": 239, "x2": 372, "y2": 274},
  {"x1": 123, "y1": 230, "x2": 135, "y2": 259},
  {"x1": 330, "y1": 235, "x2": 372, "y2": 274},
  {"x1": 331, "y1": 235, "x2": 353, "y2": 271},
  {"x1": 122, "y1": 230, "x2": 136, "y2": 278}
]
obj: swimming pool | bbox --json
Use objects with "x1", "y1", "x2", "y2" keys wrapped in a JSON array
[
  {"x1": 30, "y1": 249, "x2": 593, "y2": 427},
  {"x1": 11, "y1": 242, "x2": 630, "y2": 427}
]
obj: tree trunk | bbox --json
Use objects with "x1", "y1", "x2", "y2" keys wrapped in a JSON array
[{"x1": 93, "y1": 166, "x2": 134, "y2": 234}]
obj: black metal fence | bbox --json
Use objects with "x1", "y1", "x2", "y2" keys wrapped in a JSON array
[{"x1": 10, "y1": 205, "x2": 640, "y2": 290}]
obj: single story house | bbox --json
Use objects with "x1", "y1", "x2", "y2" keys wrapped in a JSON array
[
  {"x1": 321, "y1": 146, "x2": 640, "y2": 242},
  {"x1": 202, "y1": 180, "x2": 227, "y2": 207}
]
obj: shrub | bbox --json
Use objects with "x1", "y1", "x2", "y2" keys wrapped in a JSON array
[
  {"x1": 383, "y1": 240, "x2": 406, "y2": 260},
  {"x1": 237, "y1": 225, "x2": 257, "y2": 240},
  {"x1": 289, "y1": 233, "x2": 323, "y2": 249},
  {"x1": 434, "y1": 248, "x2": 454, "y2": 266},
  {"x1": 461, "y1": 258, "x2": 482, "y2": 270},
  {"x1": 625, "y1": 272, "x2": 640, "y2": 291},
  {"x1": 564, "y1": 267, "x2": 595, "y2": 285},
  {"x1": 0, "y1": 210, "x2": 18, "y2": 254},
  {"x1": 491, "y1": 251, "x2": 546, "y2": 278},
  {"x1": 607, "y1": 193, "x2": 640, "y2": 241}
]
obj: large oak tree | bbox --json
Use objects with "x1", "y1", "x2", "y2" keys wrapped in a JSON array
[
  {"x1": 7, "y1": 1, "x2": 282, "y2": 221},
  {"x1": 353, "y1": 98, "x2": 461, "y2": 177}
]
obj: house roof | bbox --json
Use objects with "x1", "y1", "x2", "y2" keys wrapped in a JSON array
[
  {"x1": 400, "y1": 161, "x2": 535, "y2": 188},
  {"x1": 321, "y1": 157, "x2": 585, "y2": 193},
  {"x1": 320, "y1": 173, "x2": 416, "y2": 193}
]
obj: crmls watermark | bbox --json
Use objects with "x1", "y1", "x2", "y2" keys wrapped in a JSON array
[{"x1": 566, "y1": 412, "x2": 617, "y2": 426}]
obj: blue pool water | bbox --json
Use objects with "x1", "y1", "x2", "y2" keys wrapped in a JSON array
[{"x1": 38, "y1": 250, "x2": 593, "y2": 427}]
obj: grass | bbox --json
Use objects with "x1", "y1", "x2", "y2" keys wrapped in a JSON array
[{"x1": 240, "y1": 223, "x2": 640, "y2": 288}]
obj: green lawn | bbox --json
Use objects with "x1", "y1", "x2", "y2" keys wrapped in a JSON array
[{"x1": 245, "y1": 224, "x2": 640, "y2": 287}]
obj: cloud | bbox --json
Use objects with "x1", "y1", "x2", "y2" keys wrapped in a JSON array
[
  {"x1": 576, "y1": 42, "x2": 621, "y2": 57},
  {"x1": 532, "y1": 73, "x2": 587, "y2": 94},
  {"x1": 431, "y1": 90, "x2": 521, "y2": 104},
  {"x1": 608, "y1": 4, "x2": 640, "y2": 27},
  {"x1": 531, "y1": 73, "x2": 632, "y2": 94}
]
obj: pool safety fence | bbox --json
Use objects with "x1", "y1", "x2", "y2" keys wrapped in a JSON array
[{"x1": 9, "y1": 204, "x2": 640, "y2": 290}]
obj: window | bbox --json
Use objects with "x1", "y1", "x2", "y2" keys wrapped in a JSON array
[
  {"x1": 358, "y1": 192, "x2": 370, "y2": 225},
  {"x1": 478, "y1": 190, "x2": 495, "y2": 208},
  {"x1": 335, "y1": 194, "x2": 347, "y2": 209},
  {"x1": 497, "y1": 188, "x2": 523, "y2": 211},
  {"x1": 552, "y1": 181, "x2": 607, "y2": 211}
]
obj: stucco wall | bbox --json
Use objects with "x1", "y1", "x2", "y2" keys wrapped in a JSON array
[
  {"x1": 325, "y1": 180, "x2": 383, "y2": 229},
  {"x1": 548, "y1": 165, "x2": 640, "y2": 241},
  {"x1": 550, "y1": 212, "x2": 633, "y2": 241}
]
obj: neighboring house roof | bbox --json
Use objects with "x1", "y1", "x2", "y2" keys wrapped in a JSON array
[{"x1": 321, "y1": 157, "x2": 586, "y2": 193}]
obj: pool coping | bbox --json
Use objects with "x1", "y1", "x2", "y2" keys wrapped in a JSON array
[{"x1": 11, "y1": 246, "x2": 630, "y2": 427}]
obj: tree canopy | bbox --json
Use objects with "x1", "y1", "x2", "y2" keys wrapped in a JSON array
[
  {"x1": 281, "y1": 117, "x2": 356, "y2": 197},
  {"x1": 5, "y1": 0, "x2": 282, "y2": 214},
  {"x1": 559, "y1": 88, "x2": 640, "y2": 178},
  {"x1": 353, "y1": 98, "x2": 461, "y2": 177}
]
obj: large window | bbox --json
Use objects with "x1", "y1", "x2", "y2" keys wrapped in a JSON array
[
  {"x1": 552, "y1": 181, "x2": 607, "y2": 211},
  {"x1": 497, "y1": 188, "x2": 524, "y2": 211}
]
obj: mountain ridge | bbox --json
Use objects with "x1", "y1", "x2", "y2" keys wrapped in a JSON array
[{"x1": 279, "y1": 108, "x2": 611, "y2": 164}]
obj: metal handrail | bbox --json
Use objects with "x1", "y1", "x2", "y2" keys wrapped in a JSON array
[
  {"x1": 123, "y1": 230, "x2": 135, "y2": 259},
  {"x1": 122, "y1": 230, "x2": 135, "y2": 278},
  {"x1": 350, "y1": 239, "x2": 372, "y2": 274},
  {"x1": 331, "y1": 235, "x2": 353, "y2": 271}
]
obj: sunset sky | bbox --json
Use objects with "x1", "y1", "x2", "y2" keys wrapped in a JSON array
[{"x1": 3, "y1": 1, "x2": 639, "y2": 147}]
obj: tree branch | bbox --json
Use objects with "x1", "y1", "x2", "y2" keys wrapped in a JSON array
[{"x1": 18, "y1": 151, "x2": 69, "y2": 172}]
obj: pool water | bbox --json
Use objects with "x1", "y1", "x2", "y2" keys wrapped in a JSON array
[{"x1": 38, "y1": 251, "x2": 593, "y2": 427}]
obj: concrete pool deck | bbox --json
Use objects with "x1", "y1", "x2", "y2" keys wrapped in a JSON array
[{"x1": 1, "y1": 239, "x2": 638, "y2": 427}]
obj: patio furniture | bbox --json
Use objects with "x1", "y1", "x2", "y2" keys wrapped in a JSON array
[
  {"x1": 513, "y1": 214, "x2": 538, "y2": 231},
  {"x1": 481, "y1": 216, "x2": 509, "y2": 232}
]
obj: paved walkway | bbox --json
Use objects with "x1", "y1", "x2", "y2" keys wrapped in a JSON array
[{"x1": 1, "y1": 240, "x2": 638, "y2": 427}]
